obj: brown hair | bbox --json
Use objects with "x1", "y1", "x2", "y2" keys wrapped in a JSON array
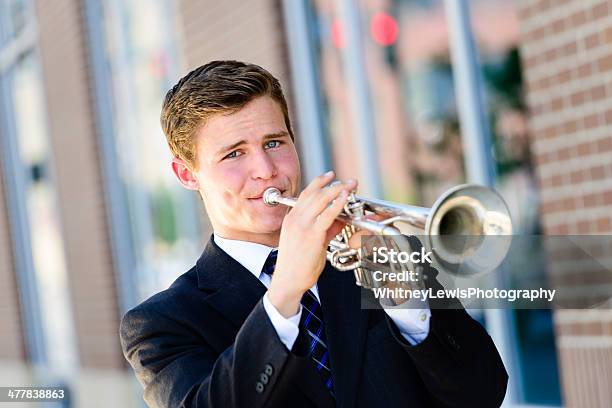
[{"x1": 160, "y1": 60, "x2": 294, "y2": 169}]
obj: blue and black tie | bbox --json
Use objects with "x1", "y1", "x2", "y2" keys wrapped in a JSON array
[{"x1": 262, "y1": 250, "x2": 335, "y2": 396}]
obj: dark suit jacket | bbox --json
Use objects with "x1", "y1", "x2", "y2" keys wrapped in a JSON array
[{"x1": 120, "y1": 237, "x2": 508, "y2": 407}]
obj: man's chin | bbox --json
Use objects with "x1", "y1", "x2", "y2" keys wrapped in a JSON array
[
  {"x1": 255, "y1": 219, "x2": 283, "y2": 234},
  {"x1": 250, "y1": 213, "x2": 284, "y2": 234},
  {"x1": 242, "y1": 201, "x2": 286, "y2": 232}
]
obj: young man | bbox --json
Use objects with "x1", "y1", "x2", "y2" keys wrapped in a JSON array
[{"x1": 120, "y1": 60, "x2": 508, "y2": 407}]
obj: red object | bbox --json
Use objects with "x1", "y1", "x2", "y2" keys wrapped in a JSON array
[
  {"x1": 149, "y1": 51, "x2": 169, "y2": 79},
  {"x1": 332, "y1": 19, "x2": 344, "y2": 49},
  {"x1": 370, "y1": 12, "x2": 399, "y2": 46}
]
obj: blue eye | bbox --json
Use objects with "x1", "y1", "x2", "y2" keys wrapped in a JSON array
[
  {"x1": 265, "y1": 140, "x2": 281, "y2": 149},
  {"x1": 224, "y1": 151, "x2": 241, "y2": 160}
]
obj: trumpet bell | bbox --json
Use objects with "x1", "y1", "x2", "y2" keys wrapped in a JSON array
[{"x1": 425, "y1": 184, "x2": 512, "y2": 276}]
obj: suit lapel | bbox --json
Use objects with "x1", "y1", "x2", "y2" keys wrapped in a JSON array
[
  {"x1": 196, "y1": 237, "x2": 267, "y2": 329},
  {"x1": 318, "y1": 263, "x2": 370, "y2": 408},
  {"x1": 195, "y1": 238, "x2": 335, "y2": 406},
  {"x1": 196, "y1": 237, "x2": 370, "y2": 407}
]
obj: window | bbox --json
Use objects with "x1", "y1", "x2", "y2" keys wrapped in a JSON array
[
  {"x1": 0, "y1": 1, "x2": 78, "y2": 381},
  {"x1": 96, "y1": 0, "x2": 203, "y2": 302}
]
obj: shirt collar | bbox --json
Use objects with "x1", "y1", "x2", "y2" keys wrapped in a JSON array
[{"x1": 213, "y1": 234, "x2": 276, "y2": 279}]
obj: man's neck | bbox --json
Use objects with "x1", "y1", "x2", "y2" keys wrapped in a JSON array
[{"x1": 213, "y1": 229, "x2": 280, "y2": 248}]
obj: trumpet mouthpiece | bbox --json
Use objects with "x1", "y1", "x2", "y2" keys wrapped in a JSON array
[{"x1": 263, "y1": 187, "x2": 282, "y2": 206}]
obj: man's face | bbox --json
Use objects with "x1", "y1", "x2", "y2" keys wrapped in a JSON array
[{"x1": 190, "y1": 96, "x2": 300, "y2": 242}]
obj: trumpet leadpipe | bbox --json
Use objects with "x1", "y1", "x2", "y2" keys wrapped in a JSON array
[{"x1": 262, "y1": 187, "x2": 401, "y2": 236}]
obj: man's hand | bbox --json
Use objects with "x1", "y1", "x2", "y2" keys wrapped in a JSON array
[
  {"x1": 348, "y1": 222, "x2": 426, "y2": 306},
  {"x1": 268, "y1": 171, "x2": 357, "y2": 317}
]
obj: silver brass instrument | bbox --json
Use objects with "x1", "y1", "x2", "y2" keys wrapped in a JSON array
[{"x1": 263, "y1": 184, "x2": 512, "y2": 289}]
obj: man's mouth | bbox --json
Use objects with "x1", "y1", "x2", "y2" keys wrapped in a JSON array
[{"x1": 248, "y1": 188, "x2": 286, "y2": 200}]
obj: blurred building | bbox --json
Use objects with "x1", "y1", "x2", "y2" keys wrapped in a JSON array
[
  {"x1": 0, "y1": 0, "x2": 611, "y2": 407},
  {"x1": 0, "y1": 0, "x2": 288, "y2": 406},
  {"x1": 519, "y1": 1, "x2": 612, "y2": 406}
]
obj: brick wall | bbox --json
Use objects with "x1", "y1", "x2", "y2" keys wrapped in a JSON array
[
  {"x1": 34, "y1": 0, "x2": 123, "y2": 369},
  {"x1": 518, "y1": 0, "x2": 612, "y2": 406},
  {"x1": 0, "y1": 168, "x2": 25, "y2": 361},
  {"x1": 177, "y1": 0, "x2": 292, "y2": 137},
  {"x1": 177, "y1": 0, "x2": 290, "y2": 83}
]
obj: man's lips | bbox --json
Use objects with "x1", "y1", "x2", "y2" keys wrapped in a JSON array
[{"x1": 248, "y1": 188, "x2": 286, "y2": 200}]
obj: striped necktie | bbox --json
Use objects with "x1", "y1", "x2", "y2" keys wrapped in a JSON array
[{"x1": 262, "y1": 250, "x2": 335, "y2": 396}]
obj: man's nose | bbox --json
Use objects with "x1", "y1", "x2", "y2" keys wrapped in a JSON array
[{"x1": 250, "y1": 149, "x2": 277, "y2": 180}]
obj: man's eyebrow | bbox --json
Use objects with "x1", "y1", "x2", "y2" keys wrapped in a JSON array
[
  {"x1": 262, "y1": 131, "x2": 290, "y2": 140},
  {"x1": 217, "y1": 131, "x2": 290, "y2": 155},
  {"x1": 218, "y1": 140, "x2": 246, "y2": 155}
]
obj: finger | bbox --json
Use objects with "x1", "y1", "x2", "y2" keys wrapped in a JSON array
[
  {"x1": 304, "y1": 177, "x2": 356, "y2": 208},
  {"x1": 293, "y1": 171, "x2": 337, "y2": 212},
  {"x1": 316, "y1": 189, "x2": 349, "y2": 230},
  {"x1": 301, "y1": 171, "x2": 336, "y2": 198},
  {"x1": 348, "y1": 229, "x2": 369, "y2": 249},
  {"x1": 300, "y1": 180, "x2": 355, "y2": 220},
  {"x1": 364, "y1": 213, "x2": 387, "y2": 222}
]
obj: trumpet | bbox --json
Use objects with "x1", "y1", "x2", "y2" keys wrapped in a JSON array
[{"x1": 263, "y1": 184, "x2": 512, "y2": 288}]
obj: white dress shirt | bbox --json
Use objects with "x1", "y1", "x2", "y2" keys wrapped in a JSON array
[{"x1": 213, "y1": 234, "x2": 431, "y2": 349}]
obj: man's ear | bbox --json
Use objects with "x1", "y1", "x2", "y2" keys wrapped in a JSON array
[{"x1": 171, "y1": 157, "x2": 200, "y2": 191}]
